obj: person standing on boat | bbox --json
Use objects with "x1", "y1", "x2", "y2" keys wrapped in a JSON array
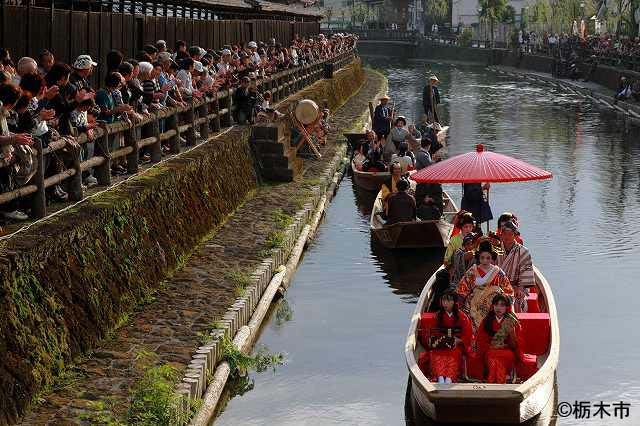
[
  {"x1": 422, "y1": 75, "x2": 441, "y2": 124},
  {"x1": 372, "y1": 95, "x2": 393, "y2": 141},
  {"x1": 443, "y1": 212, "x2": 475, "y2": 268},
  {"x1": 456, "y1": 241, "x2": 513, "y2": 301},
  {"x1": 425, "y1": 291, "x2": 473, "y2": 384},
  {"x1": 475, "y1": 294, "x2": 524, "y2": 384},
  {"x1": 384, "y1": 178, "x2": 416, "y2": 225},
  {"x1": 497, "y1": 221, "x2": 534, "y2": 313},
  {"x1": 461, "y1": 183, "x2": 493, "y2": 229}
]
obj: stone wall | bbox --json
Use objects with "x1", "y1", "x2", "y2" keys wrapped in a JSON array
[{"x1": 0, "y1": 58, "x2": 364, "y2": 425}]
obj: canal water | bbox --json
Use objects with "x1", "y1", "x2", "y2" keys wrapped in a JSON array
[{"x1": 215, "y1": 58, "x2": 640, "y2": 425}]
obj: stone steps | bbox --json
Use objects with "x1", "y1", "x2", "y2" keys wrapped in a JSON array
[{"x1": 251, "y1": 123, "x2": 301, "y2": 182}]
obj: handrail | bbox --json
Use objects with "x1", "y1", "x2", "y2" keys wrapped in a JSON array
[{"x1": 0, "y1": 50, "x2": 356, "y2": 221}]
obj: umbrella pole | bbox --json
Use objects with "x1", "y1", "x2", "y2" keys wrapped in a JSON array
[{"x1": 485, "y1": 187, "x2": 491, "y2": 234}]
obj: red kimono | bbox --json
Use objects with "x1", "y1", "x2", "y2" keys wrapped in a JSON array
[
  {"x1": 428, "y1": 311, "x2": 473, "y2": 383},
  {"x1": 475, "y1": 315, "x2": 524, "y2": 384}
]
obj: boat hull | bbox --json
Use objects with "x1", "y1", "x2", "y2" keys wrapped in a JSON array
[
  {"x1": 352, "y1": 163, "x2": 391, "y2": 192},
  {"x1": 405, "y1": 266, "x2": 560, "y2": 424},
  {"x1": 370, "y1": 189, "x2": 457, "y2": 249},
  {"x1": 373, "y1": 220, "x2": 451, "y2": 249}
]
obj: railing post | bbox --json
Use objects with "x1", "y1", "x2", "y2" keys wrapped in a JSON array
[
  {"x1": 212, "y1": 93, "x2": 221, "y2": 132},
  {"x1": 198, "y1": 100, "x2": 209, "y2": 141},
  {"x1": 165, "y1": 110, "x2": 181, "y2": 154},
  {"x1": 95, "y1": 131, "x2": 112, "y2": 186},
  {"x1": 68, "y1": 140, "x2": 83, "y2": 201},
  {"x1": 125, "y1": 125, "x2": 140, "y2": 174},
  {"x1": 185, "y1": 104, "x2": 196, "y2": 146},
  {"x1": 150, "y1": 118, "x2": 162, "y2": 162},
  {"x1": 31, "y1": 139, "x2": 46, "y2": 219}
]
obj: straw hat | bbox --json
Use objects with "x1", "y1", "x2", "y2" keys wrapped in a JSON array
[
  {"x1": 379, "y1": 95, "x2": 390, "y2": 101},
  {"x1": 294, "y1": 99, "x2": 319, "y2": 125},
  {"x1": 429, "y1": 75, "x2": 440, "y2": 83}
]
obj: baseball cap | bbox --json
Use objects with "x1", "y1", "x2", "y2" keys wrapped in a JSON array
[
  {"x1": 73, "y1": 54, "x2": 97, "y2": 70},
  {"x1": 193, "y1": 61, "x2": 204, "y2": 72},
  {"x1": 221, "y1": 49, "x2": 231, "y2": 56},
  {"x1": 248, "y1": 41, "x2": 258, "y2": 48}
]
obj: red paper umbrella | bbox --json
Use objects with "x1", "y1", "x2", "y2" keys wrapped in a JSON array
[{"x1": 411, "y1": 144, "x2": 553, "y2": 183}]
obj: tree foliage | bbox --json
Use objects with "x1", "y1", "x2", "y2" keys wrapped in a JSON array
[{"x1": 425, "y1": 0, "x2": 449, "y2": 26}]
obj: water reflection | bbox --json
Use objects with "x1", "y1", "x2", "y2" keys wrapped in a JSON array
[{"x1": 369, "y1": 239, "x2": 442, "y2": 303}]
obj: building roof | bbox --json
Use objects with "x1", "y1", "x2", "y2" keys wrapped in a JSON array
[
  {"x1": 193, "y1": 0, "x2": 324, "y2": 16},
  {"x1": 254, "y1": 0, "x2": 325, "y2": 17}
]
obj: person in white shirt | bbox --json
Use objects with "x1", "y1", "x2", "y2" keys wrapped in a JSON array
[{"x1": 248, "y1": 41, "x2": 260, "y2": 65}]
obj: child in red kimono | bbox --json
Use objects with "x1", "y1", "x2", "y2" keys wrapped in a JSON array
[
  {"x1": 475, "y1": 294, "x2": 524, "y2": 384},
  {"x1": 428, "y1": 292, "x2": 473, "y2": 384}
]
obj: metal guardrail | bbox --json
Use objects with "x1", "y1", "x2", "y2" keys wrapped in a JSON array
[{"x1": 0, "y1": 50, "x2": 355, "y2": 220}]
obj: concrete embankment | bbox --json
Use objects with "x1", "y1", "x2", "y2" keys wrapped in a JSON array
[
  {"x1": 13, "y1": 59, "x2": 383, "y2": 425},
  {"x1": 357, "y1": 39, "x2": 640, "y2": 93},
  {"x1": 5, "y1": 59, "x2": 366, "y2": 425}
]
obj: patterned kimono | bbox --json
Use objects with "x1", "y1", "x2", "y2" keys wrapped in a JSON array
[
  {"x1": 457, "y1": 264, "x2": 513, "y2": 300},
  {"x1": 497, "y1": 243, "x2": 534, "y2": 313},
  {"x1": 428, "y1": 310, "x2": 473, "y2": 382},
  {"x1": 476, "y1": 314, "x2": 524, "y2": 384}
]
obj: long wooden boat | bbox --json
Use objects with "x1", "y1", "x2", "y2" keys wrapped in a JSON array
[
  {"x1": 352, "y1": 126, "x2": 449, "y2": 193},
  {"x1": 369, "y1": 189, "x2": 458, "y2": 249},
  {"x1": 405, "y1": 266, "x2": 559, "y2": 423}
]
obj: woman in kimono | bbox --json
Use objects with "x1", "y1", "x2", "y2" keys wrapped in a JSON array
[
  {"x1": 476, "y1": 294, "x2": 524, "y2": 384},
  {"x1": 427, "y1": 291, "x2": 473, "y2": 384},
  {"x1": 456, "y1": 240, "x2": 513, "y2": 301}
]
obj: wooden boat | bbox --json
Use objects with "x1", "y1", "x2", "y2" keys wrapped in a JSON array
[
  {"x1": 405, "y1": 266, "x2": 559, "y2": 423},
  {"x1": 369, "y1": 188, "x2": 458, "y2": 249},
  {"x1": 351, "y1": 126, "x2": 449, "y2": 193}
]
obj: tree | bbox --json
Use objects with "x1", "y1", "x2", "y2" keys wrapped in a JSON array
[
  {"x1": 479, "y1": 0, "x2": 509, "y2": 47},
  {"x1": 425, "y1": 0, "x2": 449, "y2": 30},
  {"x1": 502, "y1": 5, "x2": 516, "y2": 24},
  {"x1": 352, "y1": 2, "x2": 369, "y2": 28},
  {"x1": 325, "y1": 6, "x2": 334, "y2": 29}
]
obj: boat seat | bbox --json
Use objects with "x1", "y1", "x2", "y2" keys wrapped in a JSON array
[
  {"x1": 516, "y1": 313, "x2": 551, "y2": 355},
  {"x1": 526, "y1": 292, "x2": 540, "y2": 313},
  {"x1": 418, "y1": 313, "x2": 438, "y2": 347},
  {"x1": 516, "y1": 353, "x2": 538, "y2": 381}
]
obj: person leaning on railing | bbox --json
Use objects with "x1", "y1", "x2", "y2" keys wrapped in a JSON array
[
  {"x1": 0, "y1": 35, "x2": 357, "y2": 223},
  {"x1": 0, "y1": 84, "x2": 34, "y2": 221}
]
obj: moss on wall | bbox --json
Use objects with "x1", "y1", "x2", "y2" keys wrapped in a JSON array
[{"x1": 0, "y1": 58, "x2": 365, "y2": 425}]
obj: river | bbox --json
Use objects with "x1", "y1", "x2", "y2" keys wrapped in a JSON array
[{"x1": 214, "y1": 58, "x2": 640, "y2": 425}]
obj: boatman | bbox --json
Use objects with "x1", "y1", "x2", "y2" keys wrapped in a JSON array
[
  {"x1": 372, "y1": 95, "x2": 393, "y2": 141},
  {"x1": 497, "y1": 220, "x2": 534, "y2": 313},
  {"x1": 422, "y1": 75, "x2": 441, "y2": 124}
]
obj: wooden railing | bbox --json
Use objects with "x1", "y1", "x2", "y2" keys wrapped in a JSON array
[{"x1": 0, "y1": 50, "x2": 355, "y2": 220}]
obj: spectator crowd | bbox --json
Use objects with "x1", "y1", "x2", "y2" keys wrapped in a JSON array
[{"x1": 0, "y1": 33, "x2": 356, "y2": 225}]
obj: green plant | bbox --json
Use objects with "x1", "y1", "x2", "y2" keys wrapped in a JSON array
[
  {"x1": 264, "y1": 231, "x2": 286, "y2": 249},
  {"x1": 77, "y1": 351, "x2": 195, "y2": 426},
  {"x1": 220, "y1": 336, "x2": 286, "y2": 376},
  {"x1": 225, "y1": 269, "x2": 252, "y2": 298},
  {"x1": 271, "y1": 209, "x2": 294, "y2": 230},
  {"x1": 459, "y1": 28, "x2": 473, "y2": 47}
]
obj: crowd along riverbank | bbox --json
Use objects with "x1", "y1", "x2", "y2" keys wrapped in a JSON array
[{"x1": 15, "y1": 58, "x2": 388, "y2": 425}]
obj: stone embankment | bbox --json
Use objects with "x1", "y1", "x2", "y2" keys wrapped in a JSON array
[{"x1": 14, "y1": 59, "x2": 386, "y2": 425}]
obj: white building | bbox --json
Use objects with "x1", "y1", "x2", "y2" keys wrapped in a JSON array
[{"x1": 451, "y1": 0, "x2": 534, "y2": 31}]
